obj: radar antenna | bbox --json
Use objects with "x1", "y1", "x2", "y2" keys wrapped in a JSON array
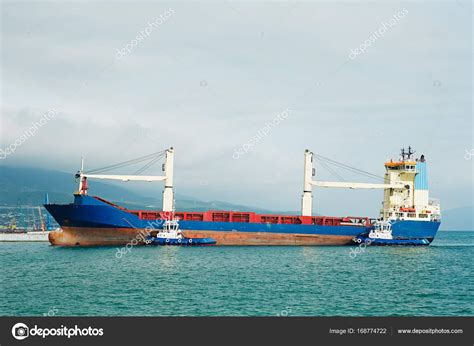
[{"x1": 407, "y1": 146, "x2": 415, "y2": 160}]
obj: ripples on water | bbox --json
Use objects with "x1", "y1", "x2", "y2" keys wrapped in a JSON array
[{"x1": 0, "y1": 231, "x2": 472, "y2": 316}]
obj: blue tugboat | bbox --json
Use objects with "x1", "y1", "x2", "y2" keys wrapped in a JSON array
[
  {"x1": 353, "y1": 221, "x2": 430, "y2": 246},
  {"x1": 145, "y1": 218, "x2": 216, "y2": 246}
]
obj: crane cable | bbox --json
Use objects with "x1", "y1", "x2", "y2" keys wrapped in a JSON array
[
  {"x1": 318, "y1": 160, "x2": 346, "y2": 182},
  {"x1": 314, "y1": 154, "x2": 386, "y2": 182},
  {"x1": 87, "y1": 150, "x2": 166, "y2": 175},
  {"x1": 134, "y1": 154, "x2": 165, "y2": 175}
]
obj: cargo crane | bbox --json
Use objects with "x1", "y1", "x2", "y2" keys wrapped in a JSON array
[
  {"x1": 75, "y1": 147, "x2": 175, "y2": 212},
  {"x1": 301, "y1": 149, "x2": 408, "y2": 217},
  {"x1": 301, "y1": 147, "x2": 441, "y2": 224}
]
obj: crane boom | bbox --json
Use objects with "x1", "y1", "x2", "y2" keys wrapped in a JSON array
[
  {"x1": 311, "y1": 181, "x2": 406, "y2": 189},
  {"x1": 82, "y1": 174, "x2": 166, "y2": 182}
]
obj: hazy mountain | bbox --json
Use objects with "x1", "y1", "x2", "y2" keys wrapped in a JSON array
[{"x1": 440, "y1": 206, "x2": 474, "y2": 231}]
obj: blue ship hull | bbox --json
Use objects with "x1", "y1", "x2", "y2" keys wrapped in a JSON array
[
  {"x1": 391, "y1": 220, "x2": 440, "y2": 240},
  {"x1": 44, "y1": 195, "x2": 441, "y2": 246}
]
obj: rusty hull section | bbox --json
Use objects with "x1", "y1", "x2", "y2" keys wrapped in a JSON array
[{"x1": 49, "y1": 227, "x2": 354, "y2": 247}]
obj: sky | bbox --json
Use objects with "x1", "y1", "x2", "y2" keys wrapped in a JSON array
[{"x1": 0, "y1": 0, "x2": 472, "y2": 216}]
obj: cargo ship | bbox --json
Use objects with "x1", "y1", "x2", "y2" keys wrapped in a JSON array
[{"x1": 45, "y1": 147, "x2": 441, "y2": 246}]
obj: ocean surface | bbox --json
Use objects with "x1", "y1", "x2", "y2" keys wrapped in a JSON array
[{"x1": 0, "y1": 231, "x2": 472, "y2": 316}]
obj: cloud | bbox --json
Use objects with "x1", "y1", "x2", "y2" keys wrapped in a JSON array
[{"x1": 1, "y1": 1, "x2": 472, "y2": 213}]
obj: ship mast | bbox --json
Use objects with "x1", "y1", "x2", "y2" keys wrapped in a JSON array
[
  {"x1": 76, "y1": 148, "x2": 175, "y2": 212},
  {"x1": 301, "y1": 150, "x2": 314, "y2": 217},
  {"x1": 162, "y1": 147, "x2": 174, "y2": 212}
]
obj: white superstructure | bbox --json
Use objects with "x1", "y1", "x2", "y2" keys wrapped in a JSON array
[{"x1": 380, "y1": 148, "x2": 440, "y2": 222}]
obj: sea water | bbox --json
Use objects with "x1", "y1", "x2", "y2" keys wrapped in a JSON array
[{"x1": 0, "y1": 231, "x2": 472, "y2": 316}]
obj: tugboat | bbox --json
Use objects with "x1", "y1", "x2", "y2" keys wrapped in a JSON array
[
  {"x1": 145, "y1": 217, "x2": 216, "y2": 246},
  {"x1": 353, "y1": 220, "x2": 430, "y2": 246}
]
